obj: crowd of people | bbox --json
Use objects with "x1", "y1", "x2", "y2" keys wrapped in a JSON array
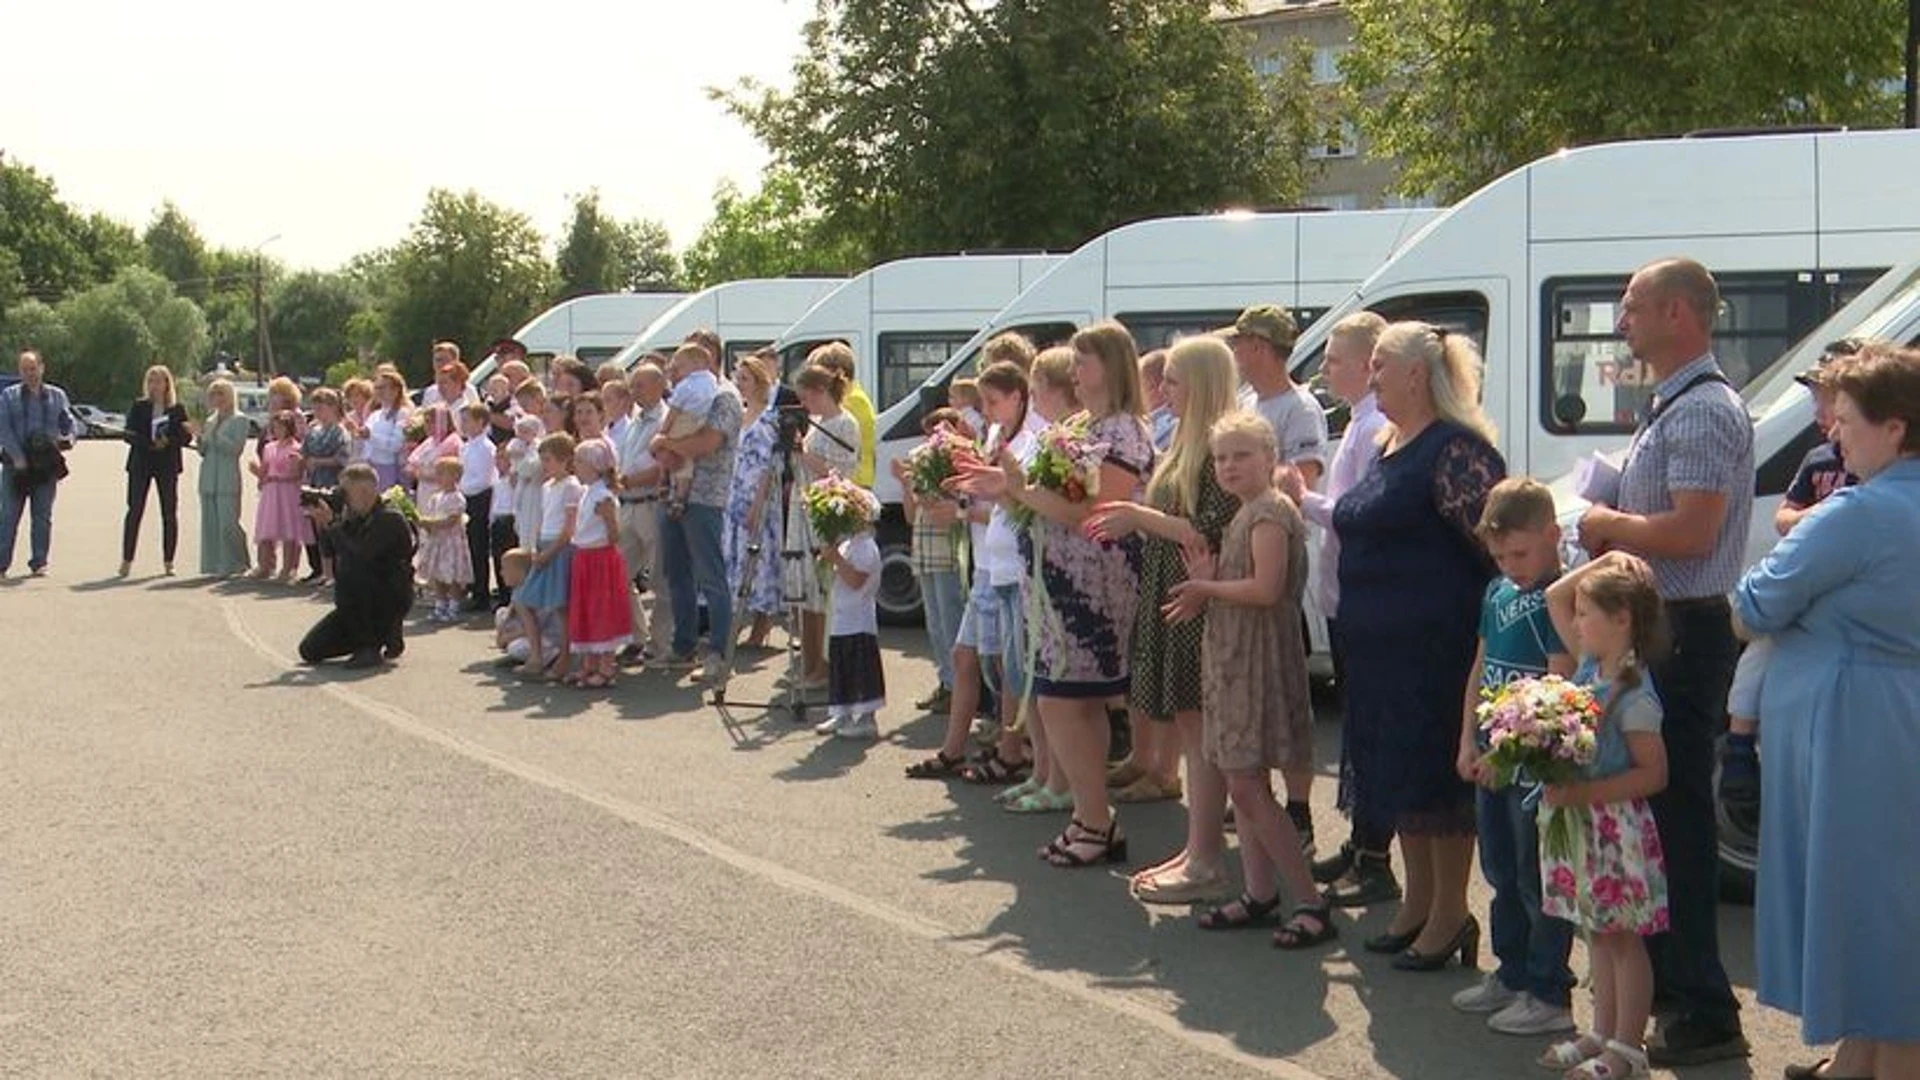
[{"x1": 5, "y1": 254, "x2": 1919, "y2": 1079}]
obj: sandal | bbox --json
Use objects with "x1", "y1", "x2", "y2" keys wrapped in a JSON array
[
  {"x1": 1044, "y1": 820, "x2": 1128, "y2": 868},
  {"x1": 1565, "y1": 1041, "x2": 1650, "y2": 1080},
  {"x1": 1538, "y1": 1035, "x2": 1606, "y2": 1070},
  {"x1": 960, "y1": 752, "x2": 1029, "y2": 786},
  {"x1": 1112, "y1": 775, "x2": 1183, "y2": 804},
  {"x1": 993, "y1": 776, "x2": 1043, "y2": 805},
  {"x1": 1196, "y1": 893, "x2": 1282, "y2": 931},
  {"x1": 1271, "y1": 902, "x2": 1339, "y2": 950},
  {"x1": 580, "y1": 671, "x2": 613, "y2": 689},
  {"x1": 905, "y1": 751, "x2": 969, "y2": 780},
  {"x1": 1132, "y1": 864, "x2": 1232, "y2": 906},
  {"x1": 1105, "y1": 760, "x2": 1146, "y2": 789},
  {"x1": 1005, "y1": 787, "x2": 1074, "y2": 815}
]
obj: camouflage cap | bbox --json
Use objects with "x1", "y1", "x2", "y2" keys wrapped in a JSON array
[{"x1": 1216, "y1": 304, "x2": 1299, "y2": 352}]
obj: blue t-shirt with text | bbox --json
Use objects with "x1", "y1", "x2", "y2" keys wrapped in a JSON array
[{"x1": 1476, "y1": 575, "x2": 1567, "y2": 749}]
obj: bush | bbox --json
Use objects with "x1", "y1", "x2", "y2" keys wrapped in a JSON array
[{"x1": 324, "y1": 357, "x2": 370, "y2": 388}]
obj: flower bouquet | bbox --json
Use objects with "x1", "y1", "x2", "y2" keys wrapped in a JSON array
[
  {"x1": 905, "y1": 426, "x2": 972, "y2": 496},
  {"x1": 402, "y1": 415, "x2": 428, "y2": 448},
  {"x1": 381, "y1": 485, "x2": 421, "y2": 526},
  {"x1": 1476, "y1": 674, "x2": 1601, "y2": 862},
  {"x1": 803, "y1": 473, "x2": 880, "y2": 547},
  {"x1": 1012, "y1": 419, "x2": 1107, "y2": 527}
]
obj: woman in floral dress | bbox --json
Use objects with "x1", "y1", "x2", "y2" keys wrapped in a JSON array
[
  {"x1": 725, "y1": 353, "x2": 785, "y2": 647},
  {"x1": 958, "y1": 323, "x2": 1154, "y2": 869}
]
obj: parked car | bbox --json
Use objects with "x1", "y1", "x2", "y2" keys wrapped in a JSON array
[{"x1": 70, "y1": 403, "x2": 126, "y2": 439}]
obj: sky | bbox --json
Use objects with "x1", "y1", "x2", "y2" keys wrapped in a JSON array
[{"x1": 4, "y1": 0, "x2": 813, "y2": 271}]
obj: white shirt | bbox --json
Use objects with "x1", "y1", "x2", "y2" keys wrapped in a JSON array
[
  {"x1": 620, "y1": 401, "x2": 667, "y2": 479},
  {"x1": 458, "y1": 434, "x2": 496, "y2": 497},
  {"x1": 606, "y1": 411, "x2": 634, "y2": 453},
  {"x1": 981, "y1": 410, "x2": 1051, "y2": 587},
  {"x1": 511, "y1": 442, "x2": 545, "y2": 547},
  {"x1": 571, "y1": 481, "x2": 614, "y2": 547},
  {"x1": 1300, "y1": 393, "x2": 1387, "y2": 620},
  {"x1": 364, "y1": 407, "x2": 408, "y2": 465},
  {"x1": 538, "y1": 475, "x2": 585, "y2": 543},
  {"x1": 829, "y1": 534, "x2": 883, "y2": 636},
  {"x1": 422, "y1": 383, "x2": 479, "y2": 410}
]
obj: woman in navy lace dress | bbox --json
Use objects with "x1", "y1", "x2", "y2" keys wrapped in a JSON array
[{"x1": 1332, "y1": 321, "x2": 1505, "y2": 970}]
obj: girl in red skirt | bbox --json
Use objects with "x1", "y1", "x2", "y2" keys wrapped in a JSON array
[{"x1": 566, "y1": 440, "x2": 632, "y2": 689}]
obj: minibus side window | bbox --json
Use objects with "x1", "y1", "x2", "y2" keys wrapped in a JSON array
[{"x1": 878, "y1": 332, "x2": 977, "y2": 412}]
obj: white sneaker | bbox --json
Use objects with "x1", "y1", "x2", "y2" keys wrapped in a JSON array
[
  {"x1": 813, "y1": 714, "x2": 847, "y2": 736},
  {"x1": 692, "y1": 657, "x2": 729, "y2": 685},
  {"x1": 834, "y1": 714, "x2": 879, "y2": 740},
  {"x1": 1451, "y1": 973, "x2": 1521, "y2": 1015},
  {"x1": 1488, "y1": 993, "x2": 1576, "y2": 1036}
]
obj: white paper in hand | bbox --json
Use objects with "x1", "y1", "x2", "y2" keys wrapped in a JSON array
[{"x1": 1575, "y1": 451, "x2": 1625, "y2": 506}]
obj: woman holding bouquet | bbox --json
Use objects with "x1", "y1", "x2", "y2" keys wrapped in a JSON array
[
  {"x1": 1332, "y1": 322, "x2": 1505, "y2": 967},
  {"x1": 1084, "y1": 335, "x2": 1242, "y2": 899},
  {"x1": 781, "y1": 360, "x2": 861, "y2": 691},
  {"x1": 958, "y1": 321, "x2": 1155, "y2": 868}
]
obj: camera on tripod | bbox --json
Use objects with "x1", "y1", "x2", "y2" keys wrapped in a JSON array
[{"x1": 775, "y1": 404, "x2": 810, "y2": 451}]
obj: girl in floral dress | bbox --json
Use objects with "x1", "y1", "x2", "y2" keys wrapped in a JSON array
[
  {"x1": 414, "y1": 457, "x2": 472, "y2": 622},
  {"x1": 1538, "y1": 551, "x2": 1672, "y2": 1080},
  {"x1": 956, "y1": 324, "x2": 1154, "y2": 869}
]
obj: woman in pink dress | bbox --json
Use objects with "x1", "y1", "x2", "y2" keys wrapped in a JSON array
[
  {"x1": 249, "y1": 410, "x2": 311, "y2": 582},
  {"x1": 407, "y1": 403, "x2": 463, "y2": 503}
]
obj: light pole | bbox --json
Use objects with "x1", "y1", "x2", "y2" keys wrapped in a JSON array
[{"x1": 251, "y1": 234, "x2": 282, "y2": 378}]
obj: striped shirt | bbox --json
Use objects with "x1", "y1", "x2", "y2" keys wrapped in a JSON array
[{"x1": 1616, "y1": 354, "x2": 1754, "y2": 600}]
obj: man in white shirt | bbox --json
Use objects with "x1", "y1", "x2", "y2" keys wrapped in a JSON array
[
  {"x1": 617, "y1": 362, "x2": 674, "y2": 662},
  {"x1": 420, "y1": 342, "x2": 479, "y2": 409},
  {"x1": 1219, "y1": 303, "x2": 1330, "y2": 852}
]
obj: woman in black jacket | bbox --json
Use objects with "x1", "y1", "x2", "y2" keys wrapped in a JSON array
[{"x1": 120, "y1": 364, "x2": 192, "y2": 577}]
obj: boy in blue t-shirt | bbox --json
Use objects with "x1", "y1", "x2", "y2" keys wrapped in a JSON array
[{"x1": 1454, "y1": 478, "x2": 1578, "y2": 1035}]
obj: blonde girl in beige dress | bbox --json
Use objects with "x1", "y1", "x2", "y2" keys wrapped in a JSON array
[{"x1": 1162, "y1": 411, "x2": 1331, "y2": 949}]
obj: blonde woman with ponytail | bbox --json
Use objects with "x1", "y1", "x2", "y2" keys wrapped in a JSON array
[
  {"x1": 1086, "y1": 335, "x2": 1243, "y2": 901},
  {"x1": 1329, "y1": 320, "x2": 1508, "y2": 969}
]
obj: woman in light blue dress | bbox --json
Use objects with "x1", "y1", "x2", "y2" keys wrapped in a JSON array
[
  {"x1": 724, "y1": 355, "x2": 785, "y2": 647},
  {"x1": 1732, "y1": 349, "x2": 1920, "y2": 1080}
]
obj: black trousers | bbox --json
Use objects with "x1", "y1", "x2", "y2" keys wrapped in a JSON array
[
  {"x1": 299, "y1": 601, "x2": 405, "y2": 664},
  {"x1": 122, "y1": 466, "x2": 179, "y2": 564},
  {"x1": 465, "y1": 490, "x2": 493, "y2": 606},
  {"x1": 1646, "y1": 598, "x2": 1742, "y2": 1032},
  {"x1": 489, "y1": 515, "x2": 517, "y2": 604}
]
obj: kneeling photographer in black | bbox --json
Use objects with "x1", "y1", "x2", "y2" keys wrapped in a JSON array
[{"x1": 298, "y1": 464, "x2": 415, "y2": 669}]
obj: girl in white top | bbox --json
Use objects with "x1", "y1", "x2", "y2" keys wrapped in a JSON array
[
  {"x1": 507, "y1": 415, "x2": 547, "y2": 550},
  {"x1": 815, "y1": 522, "x2": 886, "y2": 740},
  {"x1": 363, "y1": 371, "x2": 412, "y2": 491},
  {"x1": 512, "y1": 433, "x2": 584, "y2": 680},
  {"x1": 565, "y1": 440, "x2": 633, "y2": 689}
]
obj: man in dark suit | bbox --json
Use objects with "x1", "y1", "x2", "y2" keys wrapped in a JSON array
[{"x1": 299, "y1": 464, "x2": 416, "y2": 669}]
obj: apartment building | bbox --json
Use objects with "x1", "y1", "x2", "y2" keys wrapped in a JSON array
[{"x1": 1215, "y1": 0, "x2": 1427, "y2": 212}]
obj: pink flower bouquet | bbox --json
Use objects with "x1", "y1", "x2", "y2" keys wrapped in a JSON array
[{"x1": 1477, "y1": 674, "x2": 1602, "y2": 861}]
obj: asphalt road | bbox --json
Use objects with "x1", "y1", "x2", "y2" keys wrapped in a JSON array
[{"x1": 1, "y1": 441, "x2": 1810, "y2": 1079}]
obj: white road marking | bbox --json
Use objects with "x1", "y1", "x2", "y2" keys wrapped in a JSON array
[{"x1": 223, "y1": 601, "x2": 1325, "y2": 1080}]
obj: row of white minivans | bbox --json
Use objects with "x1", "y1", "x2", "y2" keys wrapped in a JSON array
[{"x1": 469, "y1": 127, "x2": 1920, "y2": 629}]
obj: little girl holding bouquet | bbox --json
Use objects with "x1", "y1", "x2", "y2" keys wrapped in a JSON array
[
  {"x1": 1533, "y1": 550, "x2": 1672, "y2": 1080},
  {"x1": 807, "y1": 474, "x2": 886, "y2": 739},
  {"x1": 414, "y1": 456, "x2": 473, "y2": 622}
]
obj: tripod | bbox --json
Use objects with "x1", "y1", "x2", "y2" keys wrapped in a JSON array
[{"x1": 708, "y1": 409, "x2": 857, "y2": 735}]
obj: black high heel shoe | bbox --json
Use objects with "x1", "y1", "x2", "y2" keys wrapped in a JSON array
[
  {"x1": 1362, "y1": 920, "x2": 1426, "y2": 955},
  {"x1": 1391, "y1": 916, "x2": 1480, "y2": 971}
]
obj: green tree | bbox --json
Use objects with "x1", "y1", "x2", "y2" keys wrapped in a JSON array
[
  {"x1": 681, "y1": 172, "x2": 866, "y2": 288},
  {"x1": 324, "y1": 357, "x2": 372, "y2": 387},
  {"x1": 142, "y1": 202, "x2": 214, "y2": 302},
  {"x1": 1343, "y1": 0, "x2": 1906, "y2": 202},
  {"x1": 380, "y1": 189, "x2": 554, "y2": 382},
  {"x1": 0, "y1": 155, "x2": 104, "y2": 305},
  {"x1": 0, "y1": 298, "x2": 72, "y2": 365},
  {"x1": 270, "y1": 270, "x2": 371, "y2": 377},
  {"x1": 554, "y1": 191, "x2": 683, "y2": 298},
  {"x1": 722, "y1": 0, "x2": 1317, "y2": 262},
  {"x1": 50, "y1": 267, "x2": 208, "y2": 402}
]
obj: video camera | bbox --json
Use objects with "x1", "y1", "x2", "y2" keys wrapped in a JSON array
[{"x1": 298, "y1": 486, "x2": 346, "y2": 515}]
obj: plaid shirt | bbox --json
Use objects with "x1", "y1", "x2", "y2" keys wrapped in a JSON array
[
  {"x1": 1617, "y1": 354, "x2": 1755, "y2": 600},
  {"x1": 909, "y1": 504, "x2": 958, "y2": 576}
]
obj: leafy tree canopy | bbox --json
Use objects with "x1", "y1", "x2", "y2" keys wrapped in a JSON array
[
  {"x1": 1344, "y1": 0, "x2": 1907, "y2": 201},
  {"x1": 379, "y1": 189, "x2": 554, "y2": 383},
  {"x1": 554, "y1": 190, "x2": 681, "y2": 298}
]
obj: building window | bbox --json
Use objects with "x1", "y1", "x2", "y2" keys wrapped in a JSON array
[
  {"x1": 1307, "y1": 121, "x2": 1360, "y2": 160},
  {"x1": 1312, "y1": 45, "x2": 1350, "y2": 85},
  {"x1": 1384, "y1": 193, "x2": 1439, "y2": 210},
  {"x1": 1253, "y1": 52, "x2": 1284, "y2": 78}
]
